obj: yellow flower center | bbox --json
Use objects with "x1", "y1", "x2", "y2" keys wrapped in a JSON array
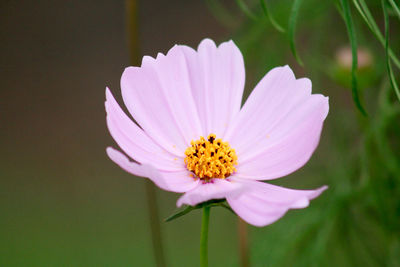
[{"x1": 184, "y1": 134, "x2": 238, "y2": 180}]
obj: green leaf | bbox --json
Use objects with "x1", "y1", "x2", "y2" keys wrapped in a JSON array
[
  {"x1": 335, "y1": 0, "x2": 345, "y2": 19},
  {"x1": 340, "y1": 0, "x2": 367, "y2": 115},
  {"x1": 259, "y1": 0, "x2": 285, "y2": 32},
  {"x1": 352, "y1": 0, "x2": 400, "y2": 69},
  {"x1": 217, "y1": 203, "x2": 235, "y2": 215},
  {"x1": 197, "y1": 198, "x2": 226, "y2": 208},
  {"x1": 388, "y1": 0, "x2": 400, "y2": 20},
  {"x1": 164, "y1": 205, "x2": 195, "y2": 222},
  {"x1": 288, "y1": 0, "x2": 304, "y2": 66},
  {"x1": 235, "y1": 0, "x2": 257, "y2": 20},
  {"x1": 165, "y1": 199, "x2": 234, "y2": 222},
  {"x1": 383, "y1": 0, "x2": 400, "y2": 102}
]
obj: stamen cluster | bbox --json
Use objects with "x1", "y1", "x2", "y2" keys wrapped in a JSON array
[{"x1": 184, "y1": 134, "x2": 238, "y2": 180}]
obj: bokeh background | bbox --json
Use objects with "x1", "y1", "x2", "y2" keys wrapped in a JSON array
[{"x1": 1, "y1": 0, "x2": 399, "y2": 266}]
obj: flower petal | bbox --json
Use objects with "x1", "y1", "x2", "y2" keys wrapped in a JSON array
[
  {"x1": 180, "y1": 39, "x2": 245, "y2": 137},
  {"x1": 121, "y1": 46, "x2": 203, "y2": 155},
  {"x1": 236, "y1": 96, "x2": 328, "y2": 180},
  {"x1": 107, "y1": 147, "x2": 199, "y2": 193},
  {"x1": 225, "y1": 65, "x2": 329, "y2": 180},
  {"x1": 176, "y1": 178, "x2": 244, "y2": 207},
  {"x1": 105, "y1": 88, "x2": 185, "y2": 171},
  {"x1": 226, "y1": 178, "x2": 327, "y2": 227}
]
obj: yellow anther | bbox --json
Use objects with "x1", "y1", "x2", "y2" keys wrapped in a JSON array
[{"x1": 184, "y1": 134, "x2": 238, "y2": 180}]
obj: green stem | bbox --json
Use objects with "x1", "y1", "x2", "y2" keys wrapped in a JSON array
[
  {"x1": 200, "y1": 206, "x2": 211, "y2": 267},
  {"x1": 145, "y1": 180, "x2": 166, "y2": 267}
]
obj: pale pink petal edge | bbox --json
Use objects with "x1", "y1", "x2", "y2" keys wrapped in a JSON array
[
  {"x1": 226, "y1": 179, "x2": 327, "y2": 227},
  {"x1": 107, "y1": 147, "x2": 199, "y2": 193},
  {"x1": 176, "y1": 178, "x2": 244, "y2": 207}
]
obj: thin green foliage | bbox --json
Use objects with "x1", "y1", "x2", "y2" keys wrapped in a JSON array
[
  {"x1": 164, "y1": 205, "x2": 195, "y2": 222},
  {"x1": 388, "y1": 0, "x2": 400, "y2": 20},
  {"x1": 335, "y1": 0, "x2": 345, "y2": 18},
  {"x1": 352, "y1": 0, "x2": 400, "y2": 69},
  {"x1": 165, "y1": 199, "x2": 233, "y2": 222},
  {"x1": 288, "y1": 0, "x2": 304, "y2": 66},
  {"x1": 235, "y1": 0, "x2": 257, "y2": 20},
  {"x1": 340, "y1": 0, "x2": 367, "y2": 115},
  {"x1": 259, "y1": 0, "x2": 285, "y2": 32},
  {"x1": 383, "y1": 0, "x2": 400, "y2": 101}
]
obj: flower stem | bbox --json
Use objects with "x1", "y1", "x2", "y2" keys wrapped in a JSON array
[
  {"x1": 125, "y1": 0, "x2": 140, "y2": 65},
  {"x1": 238, "y1": 218, "x2": 249, "y2": 267},
  {"x1": 200, "y1": 206, "x2": 211, "y2": 267},
  {"x1": 145, "y1": 180, "x2": 166, "y2": 267}
]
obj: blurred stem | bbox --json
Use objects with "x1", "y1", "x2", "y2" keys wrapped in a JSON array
[
  {"x1": 126, "y1": 0, "x2": 140, "y2": 65},
  {"x1": 126, "y1": 1, "x2": 166, "y2": 267},
  {"x1": 238, "y1": 218, "x2": 250, "y2": 267},
  {"x1": 200, "y1": 206, "x2": 210, "y2": 267},
  {"x1": 388, "y1": 0, "x2": 400, "y2": 20},
  {"x1": 145, "y1": 180, "x2": 167, "y2": 267}
]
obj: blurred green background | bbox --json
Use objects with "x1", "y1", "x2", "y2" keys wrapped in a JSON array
[{"x1": 1, "y1": 0, "x2": 399, "y2": 266}]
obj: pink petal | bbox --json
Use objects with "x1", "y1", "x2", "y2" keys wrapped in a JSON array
[
  {"x1": 235, "y1": 96, "x2": 327, "y2": 179},
  {"x1": 225, "y1": 65, "x2": 329, "y2": 180},
  {"x1": 176, "y1": 178, "x2": 244, "y2": 207},
  {"x1": 107, "y1": 147, "x2": 199, "y2": 193},
  {"x1": 105, "y1": 88, "x2": 185, "y2": 171},
  {"x1": 121, "y1": 46, "x2": 203, "y2": 155},
  {"x1": 226, "y1": 178, "x2": 327, "y2": 227},
  {"x1": 180, "y1": 39, "x2": 245, "y2": 137}
]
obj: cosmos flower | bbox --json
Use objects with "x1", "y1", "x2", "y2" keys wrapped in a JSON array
[{"x1": 105, "y1": 38, "x2": 328, "y2": 227}]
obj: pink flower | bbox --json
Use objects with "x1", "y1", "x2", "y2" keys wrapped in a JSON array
[{"x1": 105, "y1": 38, "x2": 329, "y2": 227}]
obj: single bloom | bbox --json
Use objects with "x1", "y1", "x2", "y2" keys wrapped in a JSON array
[{"x1": 105, "y1": 38, "x2": 329, "y2": 227}]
